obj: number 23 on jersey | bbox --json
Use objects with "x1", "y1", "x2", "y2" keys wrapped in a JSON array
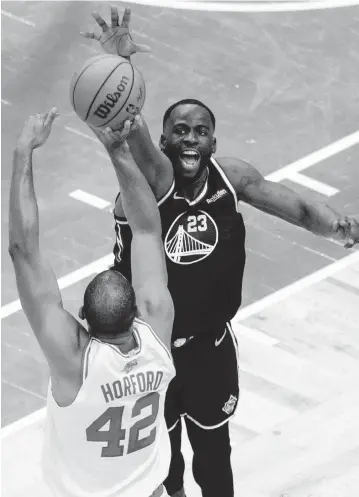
[{"x1": 187, "y1": 214, "x2": 207, "y2": 232}]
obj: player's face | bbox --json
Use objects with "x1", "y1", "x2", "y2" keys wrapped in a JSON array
[{"x1": 161, "y1": 105, "x2": 216, "y2": 180}]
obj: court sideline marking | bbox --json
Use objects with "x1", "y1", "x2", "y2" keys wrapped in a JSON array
[
  {"x1": 1, "y1": 9, "x2": 36, "y2": 27},
  {"x1": 1, "y1": 254, "x2": 114, "y2": 319},
  {"x1": 2, "y1": 128, "x2": 359, "y2": 316},
  {"x1": 71, "y1": 128, "x2": 359, "y2": 208},
  {"x1": 127, "y1": 0, "x2": 359, "y2": 12},
  {"x1": 1, "y1": 249, "x2": 358, "y2": 438}
]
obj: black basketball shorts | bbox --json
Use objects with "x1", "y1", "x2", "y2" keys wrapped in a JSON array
[{"x1": 165, "y1": 322, "x2": 240, "y2": 430}]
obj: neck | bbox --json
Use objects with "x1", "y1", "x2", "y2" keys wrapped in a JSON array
[
  {"x1": 179, "y1": 166, "x2": 209, "y2": 202},
  {"x1": 97, "y1": 326, "x2": 137, "y2": 353}
]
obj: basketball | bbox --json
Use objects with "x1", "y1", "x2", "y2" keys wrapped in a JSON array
[{"x1": 70, "y1": 54, "x2": 146, "y2": 129}]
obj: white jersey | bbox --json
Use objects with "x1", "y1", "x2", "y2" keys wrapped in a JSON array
[{"x1": 42, "y1": 318, "x2": 175, "y2": 497}]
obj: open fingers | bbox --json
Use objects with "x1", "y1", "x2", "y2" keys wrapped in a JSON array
[
  {"x1": 44, "y1": 107, "x2": 59, "y2": 127},
  {"x1": 120, "y1": 7, "x2": 131, "y2": 29},
  {"x1": 106, "y1": 121, "x2": 130, "y2": 141},
  {"x1": 120, "y1": 120, "x2": 132, "y2": 138},
  {"x1": 110, "y1": 6, "x2": 119, "y2": 27},
  {"x1": 92, "y1": 11, "x2": 109, "y2": 32}
]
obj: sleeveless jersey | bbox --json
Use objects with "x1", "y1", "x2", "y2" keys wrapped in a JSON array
[
  {"x1": 113, "y1": 158, "x2": 246, "y2": 339},
  {"x1": 42, "y1": 318, "x2": 175, "y2": 497}
]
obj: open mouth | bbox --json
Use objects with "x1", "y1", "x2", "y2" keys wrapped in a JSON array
[{"x1": 179, "y1": 150, "x2": 200, "y2": 169}]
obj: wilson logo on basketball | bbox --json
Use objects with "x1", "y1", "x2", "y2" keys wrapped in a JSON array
[
  {"x1": 164, "y1": 211, "x2": 218, "y2": 265},
  {"x1": 93, "y1": 76, "x2": 130, "y2": 119}
]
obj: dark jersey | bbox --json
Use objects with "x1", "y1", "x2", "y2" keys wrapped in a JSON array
[{"x1": 113, "y1": 158, "x2": 246, "y2": 339}]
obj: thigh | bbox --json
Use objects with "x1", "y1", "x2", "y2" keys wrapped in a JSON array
[
  {"x1": 185, "y1": 417, "x2": 231, "y2": 455},
  {"x1": 183, "y1": 323, "x2": 239, "y2": 428},
  {"x1": 164, "y1": 373, "x2": 183, "y2": 431}
]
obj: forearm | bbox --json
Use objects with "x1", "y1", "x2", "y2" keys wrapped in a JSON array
[
  {"x1": 127, "y1": 117, "x2": 163, "y2": 186},
  {"x1": 110, "y1": 147, "x2": 161, "y2": 234},
  {"x1": 302, "y1": 201, "x2": 346, "y2": 240},
  {"x1": 9, "y1": 144, "x2": 39, "y2": 255}
]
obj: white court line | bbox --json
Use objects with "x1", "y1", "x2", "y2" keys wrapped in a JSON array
[
  {"x1": 265, "y1": 130, "x2": 359, "y2": 182},
  {"x1": 69, "y1": 190, "x2": 111, "y2": 210},
  {"x1": 235, "y1": 323, "x2": 279, "y2": 346},
  {"x1": 1, "y1": 249, "x2": 358, "y2": 438},
  {"x1": 287, "y1": 172, "x2": 340, "y2": 196},
  {"x1": 1, "y1": 9, "x2": 36, "y2": 26},
  {"x1": 1, "y1": 99, "x2": 12, "y2": 106},
  {"x1": 234, "y1": 250, "x2": 359, "y2": 321},
  {"x1": 1, "y1": 406, "x2": 46, "y2": 439},
  {"x1": 0, "y1": 254, "x2": 114, "y2": 320},
  {"x1": 64, "y1": 126, "x2": 97, "y2": 143},
  {"x1": 96, "y1": 150, "x2": 110, "y2": 160},
  {"x1": 127, "y1": 0, "x2": 359, "y2": 12},
  {"x1": 2, "y1": 128, "x2": 358, "y2": 433}
]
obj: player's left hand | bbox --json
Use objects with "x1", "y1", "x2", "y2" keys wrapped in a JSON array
[
  {"x1": 17, "y1": 108, "x2": 59, "y2": 149},
  {"x1": 334, "y1": 217, "x2": 359, "y2": 248},
  {"x1": 81, "y1": 7, "x2": 150, "y2": 58}
]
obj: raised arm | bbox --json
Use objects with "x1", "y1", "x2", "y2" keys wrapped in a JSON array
[
  {"x1": 126, "y1": 114, "x2": 173, "y2": 200},
  {"x1": 219, "y1": 157, "x2": 359, "y2": 247},
  {"x1": 82, "y1": 6, "x2": 174, "y2": 206},
  {"x1": 94, "y1": 124, "x2": 174, "y2": 348},
  {"x1": 8, "y1": 110, "x2": 85, "y2": 373}
]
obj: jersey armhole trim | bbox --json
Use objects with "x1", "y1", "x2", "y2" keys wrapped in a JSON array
[
  {"x1": 82, "y1": 338, "x2": 92, "y2": 381},
  {"x1": 114, "y1": 180, "x2": 175, "y2": 225},
  {"x1": 135, "y1": 317, "x2": 173, "y2": 363},
  {"x1": 210, "y1": 158, "x2": 239, "y2": 213}
]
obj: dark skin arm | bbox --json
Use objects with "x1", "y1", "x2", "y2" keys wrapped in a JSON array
[
  {"x1": 9, "y1": 109, "x2": 88, "y2": 376},
  {"x1": 82, "y1": 6, "x2": 174, "y2": 210},
  {"x1": 218, "y1": 157, "x2": 359, "y2": 247},
  {"x1": 92, "y1": 123, "x2": 174, "y2": 350},
  {"x1": 81, "y1": 6, "x2": 359, "y2": 245}
]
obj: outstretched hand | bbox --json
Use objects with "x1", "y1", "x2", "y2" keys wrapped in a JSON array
[
  {"x1": 18, "y1": 108, "x2": 59, "y2": 149},
  {"x1": 91, "y1": 116, "x2": 141, "y2": 155},
  {"x1": 334, "y1": 217, "x2": 359, "y2": 248},
  {"x1": 81, "y1": 6, "x2": 150, "y2": 58}
]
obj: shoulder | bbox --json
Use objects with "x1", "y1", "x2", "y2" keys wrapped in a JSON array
[
  {"x1": 215, "y1": 157, "x2": 263, "y2": 195},
  {"x1": 136, "y1": 292, "x2": 174, "y2": 351},
  {"x1": 44, "y1": 309, "x2": 89, "y2": 374}
]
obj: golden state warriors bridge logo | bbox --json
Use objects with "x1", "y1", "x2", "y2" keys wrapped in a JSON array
[{"x1": 165, "y1": 211, "x2": 218, "y2": 265}]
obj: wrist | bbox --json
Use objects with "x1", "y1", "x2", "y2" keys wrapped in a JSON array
[
  {"x1": 109, "y1": 146, "x2": 132, "y2": 164},
  {"x1": 15, "y1": 141, "x2": 35, "y2": 156}
]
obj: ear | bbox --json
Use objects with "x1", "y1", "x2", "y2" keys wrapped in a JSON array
[
  {"x1": 78, "y1": 306, "x2": 85, "y2": 320},
  {"x1": 134, "y1": 305, "x2": 139, "y2": 318},
  {"x1": 212, "y1": 136, "x2": 217, "y2": 154},
  {"x1": 159, "y1": 134, "x2": 167, "y2": 151}
]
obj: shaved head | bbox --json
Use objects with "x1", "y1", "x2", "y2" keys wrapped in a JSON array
[{"x1": 83, "y1": 270, "x2": 136, "y2": 337}]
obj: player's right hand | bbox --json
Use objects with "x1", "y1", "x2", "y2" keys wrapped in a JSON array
[
  {"x1": 17, "y1": 108, "x2": 59, "y2": 150},
  {"x1": 91, "y1": 116, "x2": 140, "y2": 155},
  {"x1": 81, "y1": 7, "x2": 150, "y2": 58}
]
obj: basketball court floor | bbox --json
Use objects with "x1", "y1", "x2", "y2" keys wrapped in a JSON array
[{"x1": 1, "y1": 1, "x2": 359, "y2": 496}]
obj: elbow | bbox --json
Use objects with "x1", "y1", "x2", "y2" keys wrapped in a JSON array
[
  {"x1": 8, "y1": 242, "x2": 20, "y2": 257},
  {"x1": 8, "y1": 242, "x2": 30, "y2": 261},
  {"x1": 300, "y1": 201, "x2": 323, "y2": 234},
  {"x1": 299, "y1": 202, "x2": 311, "y2": 230},
  {"x1": 8, "y1": 243, "x2": 20, "y2": 261},
  {"x1": 140, "y1": 222, "x2": 162, "y2": 237}
]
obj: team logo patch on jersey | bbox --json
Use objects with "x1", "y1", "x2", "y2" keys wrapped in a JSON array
[
  {"x1": 164, "y1": 210, "x2": 218, "y2": 265},
  {"x1": 122, "y1": 359, "x2": 138, "y2": 374},
  {"x1": 222, "y1": 395, "x2": 237, "y2": 415}
]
